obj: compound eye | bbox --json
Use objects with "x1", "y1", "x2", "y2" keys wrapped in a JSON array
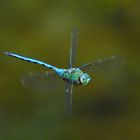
[
  {"x1": 82, "y1": 77, "x2": 85, "y2": 80},
  {"x1": 80, "y1": 75, "x2": 86, "y2": 83},
  {"x1": 80, "y1": 73, "x2": 91, "y2": 85}
]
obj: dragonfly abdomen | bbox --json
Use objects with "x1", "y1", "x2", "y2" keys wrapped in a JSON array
[{"x1": 4, "y1": 52, "x2": 61, "y2": 72}]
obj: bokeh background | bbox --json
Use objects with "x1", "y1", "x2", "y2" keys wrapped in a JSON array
[{"x1": 1, "y1": 0, "x2": 140, "y2": 140}]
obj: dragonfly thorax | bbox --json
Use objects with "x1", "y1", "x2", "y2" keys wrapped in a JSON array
[{"x1": 62, "y1": 68, "x2": 91, "y2": 86}]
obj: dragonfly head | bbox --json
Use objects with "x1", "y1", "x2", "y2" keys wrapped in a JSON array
[{"x1": 80, "y1": 73, "x2": 91, "y2": 85}]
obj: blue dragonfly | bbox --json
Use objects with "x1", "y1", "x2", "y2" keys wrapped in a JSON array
[{"x1": 5, "y1": 29, "x2": 123, "y2": 113}]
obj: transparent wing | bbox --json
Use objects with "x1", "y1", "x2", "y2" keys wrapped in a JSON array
[
  {"x1": 69, "y1": 28, "x2": 78, "y2": 68},
  {"x1": 78, "y1": 56, "x2": 124, "y2": 73},
  {"x1": 64, "y1": 28, "x2": 77, "y2": 113},
  {"x1": 21, "y1": 71, "x2": 62, "y2": 92},
  {"x1": 64, "y1": 82, "x2": 73, "y2": 114}
]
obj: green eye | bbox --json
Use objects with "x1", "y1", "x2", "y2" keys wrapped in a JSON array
[{"x1": 80, "y1": 73, "x2": 91, "y2": 85}]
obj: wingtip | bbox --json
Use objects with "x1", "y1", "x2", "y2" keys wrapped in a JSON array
[{"x1": 110, "y1": 55, "x2": 125, "y2": 65}]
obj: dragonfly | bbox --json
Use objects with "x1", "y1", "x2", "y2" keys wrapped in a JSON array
[{"x1": 4, "y1": 28, "x2": 123, "y2": 114}]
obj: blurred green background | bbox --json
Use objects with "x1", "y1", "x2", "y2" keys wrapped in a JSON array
[{"x1": 0, "y1": 0, "x2": 140, "y2": 140}]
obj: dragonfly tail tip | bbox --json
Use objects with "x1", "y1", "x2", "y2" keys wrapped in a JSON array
[{"x1": 4, "y1": 52, "x2": 10, "y2": 56}]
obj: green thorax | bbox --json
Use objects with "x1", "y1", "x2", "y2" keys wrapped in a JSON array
[{"x1": 62, "y1": 68, "x2": 83, "y2": 83}]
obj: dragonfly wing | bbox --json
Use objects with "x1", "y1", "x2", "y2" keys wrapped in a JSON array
[
  {"x1": 64, "y1": 28, "x2": 77, "y2": 113},
  {"x1": 21, "y1": 71, "x2": 62, "y2": 92},
  {"x1": 64, "y1": 82, "x2": 73, "y2": 114},
  {"x1": 69, "y1": 28, "x2": 78, "y2": 68},
  {"x1": 78, "y1": 56, "x2": 124, "y2": 73}
]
